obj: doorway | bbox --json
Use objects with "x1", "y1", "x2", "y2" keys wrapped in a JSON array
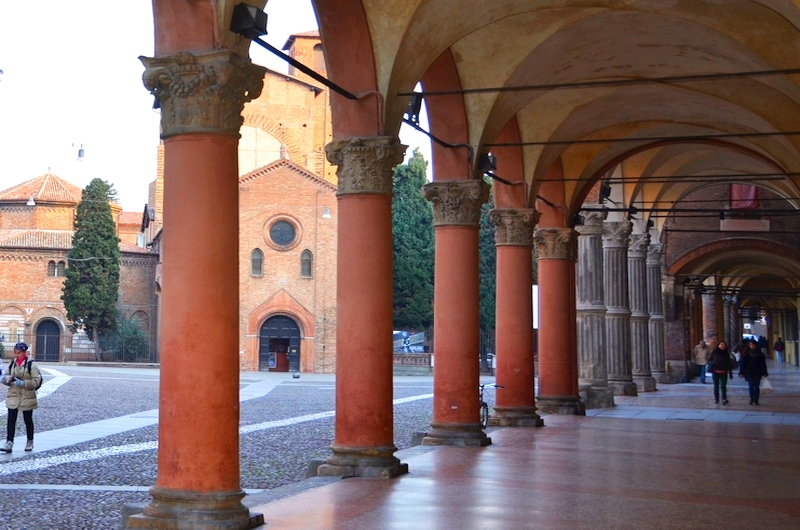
[
  {"x1": 35, "y1": 320, "x2": 60, "y2": 362},
  {"x1": 259, "y1": 315, "x2": 301, "y2": 372}
]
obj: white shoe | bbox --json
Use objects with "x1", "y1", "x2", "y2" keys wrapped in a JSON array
[
  {"x1": 25, "y1": 439, "x2": 33, "y2": 451},
  {"x1": 1, "y1": 440, "x2": 12, "y2": 453}
]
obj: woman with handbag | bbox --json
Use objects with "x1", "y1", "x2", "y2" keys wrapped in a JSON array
[
  {"x1": 707, "y1": 341, "x2": 734, "y2": 405},
  {"x1": 739, "y1": 339, "x2": 768, "y2": 405}
]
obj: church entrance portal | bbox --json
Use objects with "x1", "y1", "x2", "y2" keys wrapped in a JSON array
[
  {"x1": 259, "y1": 316, "x2": 300, "y2": 372},
  {"x1": 36, "y1": 320, "x2": 60, "y2": 362}
]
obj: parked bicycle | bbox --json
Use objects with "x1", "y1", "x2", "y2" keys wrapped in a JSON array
[{"x1": 479, "y1": 383, "x2": 503, "y2": 428}]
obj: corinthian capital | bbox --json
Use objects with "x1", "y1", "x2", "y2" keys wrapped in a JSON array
[
  {"x1": 575, "y1": 209, "x2": 607, "y2": 236},
  {"x1": 534, "y1": 228, "x2": 577, "y2": 261},
  {"x1": 422, "y1": 180, "x2": 490, "y2": 226},
  {"x1": 646, "y1": 243, "x2": 663, "y2": 266},
  {"x1": 602, "y1": 220, "x2": 632, "y2": 248},
  {"x1": 325, "y1": 137, "x2": 406, "y2": 196},
  {"x1": 628, "y1": 233, "x2": 650, "y2": 256},
  {"x1": 489, "y1": 209, "x2": 539, "y2": 246},
  {"x1": 141, "y1": 51, "x2": 266, "y2": 138}
]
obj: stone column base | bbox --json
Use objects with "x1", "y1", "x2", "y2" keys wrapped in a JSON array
[
  {"x1": 316, "y1": 444, "x2": 408, "y2": 478},
  {"x1": 488, "y1": 406, "x2": 544, "y2": 427},
  {"x1": 578, "y1": 385, "x2": 615, "y2": 409},
  {"x1": 652, "y1": 370, "x2": 670, "y2": 384},
  {"x1": 537, "y1": 396, "x2": 586, "y2": 415},
  {"x1": 422, "y1": 421, "x2": 491, "y2": 446},
  {"x1": 608, "y1": 381, "x2": 639, "y2": 396},
  {"x1": 125, "y1": 487, "x2": 263, "y2": 529},
  {"x1": 634, "y1": 376, "x2": 657, "y2": 392}
]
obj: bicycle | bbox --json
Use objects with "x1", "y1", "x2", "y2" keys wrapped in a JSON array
[{"x1": 479, "y1": 384, "x2": 503, "y2": 428}]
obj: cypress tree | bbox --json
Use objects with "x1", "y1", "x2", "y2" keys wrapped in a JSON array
[
  {"x1": 478, "y1": 176, "x2": 496, "y2": 332},
  {"x1": 62, "y1": 179, "x2": 121, "y2": 341}
]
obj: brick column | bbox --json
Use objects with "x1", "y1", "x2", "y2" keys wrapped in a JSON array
[
  {"x1": 603, "y1": 221, "x2": 638, "y2": 396},
  {"x1": 702, "y1": 291, "x2": 719, "y2": 347},
  {"x1": 629, "y1": 233, "x2": 656, "y2": 392},
  {"x1": 534, "y1": 227, "x2": 585, "y2": 415},
  {"x1": 129, "y1": 51, "x2": 266, "y2": 529},
  {"x1": 647, "y1": 243, "x2": 669, "y2": 383},
  {"x1": 576, "y1": 210, "x2": 614, "y2": 409},
  {"x1": 317, "y1": 137, "x2": 408, "y2": 478},
  {"x1": 487, "y1": 208, "x2": 544, "y2": 426},
  {"x1": 422, "y1": 179, "x2": 491, "y2": 446}
]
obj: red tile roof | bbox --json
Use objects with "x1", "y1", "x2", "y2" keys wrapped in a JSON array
[{"x1": 0, "y1": 173, "x2": 83, "y2": 204}]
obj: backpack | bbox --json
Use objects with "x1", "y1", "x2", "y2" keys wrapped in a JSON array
[{"x1": 18, "y1": 360, "x2": 43, "y2": 390}]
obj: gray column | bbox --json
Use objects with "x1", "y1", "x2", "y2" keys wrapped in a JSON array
[
  {"x1": 723, "y1": 296, "x2": 733, "y2": 349},
  {"x1": 603, "y1": 221, "x2": 637, "y2": 396},
  {"x1": 647, "y1": 243, "x2": 669, "y2": 383},
  {"x1": 629, "y1": 233, "x2": 656, "y2": 392},
  {"x1": 576, "y1": 210, "x2": 614, "y2": 408}
]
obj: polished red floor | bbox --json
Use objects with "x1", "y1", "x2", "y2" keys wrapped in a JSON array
[{"x1": 251, "y1": 362, "x2": 800, "y2": 529}]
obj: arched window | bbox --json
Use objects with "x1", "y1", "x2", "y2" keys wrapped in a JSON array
[
  {"x1": 47, "y1": 261, "x2": 56, "y2": 277},
  {"x1": 56, "y1": 261, "x2": 66, "y2": 277},
  {"x1": 251, "y1": 249, "x2": 264, "y2": 277},
  {"x1": 313, "y1": 44, "x2": 325, "y2": 72},
  {"x1": 300, "y1": 250, "x2": 313, "y2": 278}
]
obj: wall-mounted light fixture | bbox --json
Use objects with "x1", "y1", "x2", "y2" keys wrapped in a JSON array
[
  {"x1": 405, "y1": 93, "x2": 423, "y2": 126},
  {"x1": 322, "y1": 206, "x2": 331, "y2": 219},
  {"x1": 26, "y1": 195, "x2": 35, "y2": 206}
]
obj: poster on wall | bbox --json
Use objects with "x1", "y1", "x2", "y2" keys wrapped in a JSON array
[{"x1": 268, "y1": 352, "x2": 276, "y2": 368}]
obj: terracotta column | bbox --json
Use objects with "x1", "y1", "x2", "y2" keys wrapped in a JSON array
[
  {"x1": 129, "y1": 51, "x2": 266, "y2": 529},
  {"x1": 487, "y1": 208, "x2": 544, "y2": 427},
  {"x1": 576, "y1": 210, "x2": 614, "y2": 409},
  {"x1": 603, "y1": 221, "x2": 637, "y2": 396},
  {"x1": 647, "y1": 243, "x2": 669, "y2": 383},
  {"x1": 317, "y1": 137, "x2": 408, "y2": 478},
  {"x1": 534, "y1": 227, "x2": 585, "y2": 415},
  {"x1": 422, "y1": 180, "x2": 491, "y2": 446},
  {"x1": 629, "y1": 233, "x2": 656, "y2": 392}
]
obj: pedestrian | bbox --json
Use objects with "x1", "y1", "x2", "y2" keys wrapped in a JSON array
[
  {"x1": 739, "y1": 339, "x2": 768, "y2": 405},
  {"x1": 707, "y1": 340, "x2": 734, "y2": 405},
  {"x1": 773, "y1": 337, "x2": 785, "y2": 364},
  {"x1": 1, "y1": 342, "x2": 42, "y2": 452},
  {"x1": 693, "y1": 340, "x2": 710, "y2": 383},
  {"x1": 758, "y1": 335, "x2": 768, "y2": 355}
]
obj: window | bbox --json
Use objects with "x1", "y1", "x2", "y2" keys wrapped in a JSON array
[
  {"x1": 251, "y1": 249, "x2": 264, "y2": 277},
  {"x1": 47, "y1": 261, "x2": 56, "y2": 277},
  {"x1": 270, "y1": 220, "x2": 296, "y2": 247},
  {"x1": 56, "y1": 261, "x2": 66, "y2": 277},
  {"x1": 301, "y1": 250, "x2": 313, "y2": 278}
]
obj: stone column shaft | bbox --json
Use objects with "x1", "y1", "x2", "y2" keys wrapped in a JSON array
[
  {"x1": 488, "y1": 209, "x2": 543, "y2": 426},
  {"x1": 422, "y1": 179, "x2": 492, "y2": 446},
  {"x1": 603, "y1": 221, "x2": 637, "y2": 396},
  {"x1": 316, "y1": 136, "x2": 408, "y2": 478},
  {"x1": 535, "y1": 227, "x2": 585, "y2": 415},
  {"x1": 629, "y1": 233, "x2": 656, "y2": 392},
  {"x1": 702, "y1": 292, "x2": 719, "y2": 347},
  {"x1": 647, "y1": 243, "x2": 669, "y2": 383},
  {"x1": 128, "y1": 51, "x2": 266, "y2": 529},
  {"x1": 576, "y1": 210, "x2": 614, "y2": 408}
]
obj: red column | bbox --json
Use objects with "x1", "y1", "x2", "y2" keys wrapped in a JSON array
[
  {"x1": 129, "y1": 52, "x2": 265, "y2": 528},
  {"x1": 317, "y1": 136, "x2": 409, "y2": 478},
  {"x1": 488, "y1": 209, "x2": 543, "y2": 426},
  {"x1": 422, "y1": 180, "x2": 491, "y2": 446},
  {"x1": 534, "y1": 228, "x2": 585, "y2": 415}
]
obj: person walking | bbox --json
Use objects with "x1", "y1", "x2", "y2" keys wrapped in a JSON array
[
  {"x1": 707, "y1": 340, "x2": 734, "y2": 405},
  {"x1": 773, "y1": 337, "x2": 785, "y2": 364},
  {"x1": 693, "y1": 340, "x2": 710, "y2": 383},
  {"x1": 1, "y1": 343, "x2": 42, "y2": 452},
  {"x1": 739, "y1": 340, "x2": 768, "y2": 405}
]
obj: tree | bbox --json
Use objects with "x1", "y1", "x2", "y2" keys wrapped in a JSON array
[
  {"x1": 62, "y1": 179, "x2": 121, "y2": 342},
  {"x1": 392, "y1": 149, "x2": 435, "y2": 330},
  {"x1": 478, "y1": 176, "x2": 496, "y2": 332}
]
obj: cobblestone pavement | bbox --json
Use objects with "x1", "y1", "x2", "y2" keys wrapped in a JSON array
[{"x1": 0, "y1": 366, "x2": 465, "y2": 530}]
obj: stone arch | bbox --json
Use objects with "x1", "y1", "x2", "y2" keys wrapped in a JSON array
[
  {"x1": 241, "y1": 114, "x2": 306, "y2": 165},
  {"x1": 245, "y1": 289, "x2": 316, "y2": 372},
  {"x1": 669, "y1": 238, "x2": 800, "y2": 277}
]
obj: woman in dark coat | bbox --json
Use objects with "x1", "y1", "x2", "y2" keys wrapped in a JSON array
[
  {"x1": 739, "y1": 340, "x2": 768, "y2": 405},
  {"x1": 707, "y1": 341, "x2": 734, "y2": 405}
]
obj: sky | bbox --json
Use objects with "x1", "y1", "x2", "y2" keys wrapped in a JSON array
[{"x1": 0, "y1": 1, "x2": 430, "y2": 212}]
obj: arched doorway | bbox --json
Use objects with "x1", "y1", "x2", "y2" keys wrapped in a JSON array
[
  {"x1": 36, "y1": 320, "x2": 60, "y2": 362},
  {"x1": 259, "y1": 315, "x2": 301, "y2": 372}
]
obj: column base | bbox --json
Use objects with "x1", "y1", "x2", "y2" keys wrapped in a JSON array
[
  {"x1": 316, "y1": 444, "x2": 408, "y2": 478},
  {"x1": 536, "y1": 396, "x2": 586, "y2": 415},
  {"x1": 422, "y1": 422, "x2": 491, "y2": 446},
  {"x1": 634, "y1": 376, "x2": 657, "y2": 392},
  {"x1": 578, "y1": 385, "x2": 615, "y2": 409},
  {"x1": 488, "y1": 406, "x2": 544, "y2": 427},
  {"x1": 652, "y1": 370, "x2": 670, "y2": 384},
  {"x1": 125, "y1": 487, "x2": 263, "y2": 530},
  {"x1": 608, "y1": 381, "x2": 639, "y2": 396}
]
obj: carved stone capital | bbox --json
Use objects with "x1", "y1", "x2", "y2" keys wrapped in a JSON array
[
  {"x1": 534, "y1": 228, "x2": 577, "y2": 261},
  {"x1": 489, "y1": 209, "x2": 539, "y2": 246},
  {"x1": 141, "y1": 51, "x2": 266, "y2": 138},
  {"x1": 576, "y1": 209, "x2": 607, "y2": 236},
  {"x1": 646, "y1": 243, "x2": 663, "y2": 266},
  {"x1": 628, "y1": 233, "x2": 650, "y2": 256},
  {"x1": 602, "y1": 220, "x2": 632, "y2": 248},
  {"x1": 325, "y1": 136, "x2": 406, "y2": 196},
  {"x1": 423, "y1": 180, "x2": 490, "y2": 226}
]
